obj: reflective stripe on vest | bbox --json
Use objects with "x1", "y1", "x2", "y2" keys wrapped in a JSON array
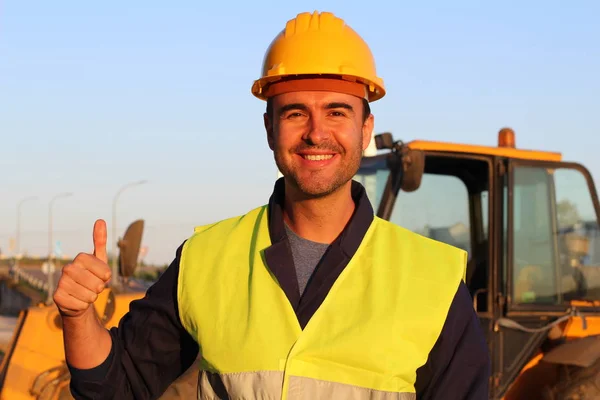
[
  {"x1": 178, "y1": 205, "x2": 466, "y2": 400},
  {"x1": 198, "y1": 370, "x2": 417, "y2": 399}
]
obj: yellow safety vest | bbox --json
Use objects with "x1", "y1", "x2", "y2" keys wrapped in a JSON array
[{"x1": 178, "y1": 205, "x2": 467, "y2": 400}]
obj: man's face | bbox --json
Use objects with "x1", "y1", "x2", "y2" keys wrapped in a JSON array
[{"x1": 264, "y1": 90, "x2": 374, "y2": 198}]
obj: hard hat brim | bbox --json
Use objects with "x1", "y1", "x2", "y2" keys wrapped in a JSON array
[{"x1": 252, "y1": 74, "x2": 385, "y2": 102}]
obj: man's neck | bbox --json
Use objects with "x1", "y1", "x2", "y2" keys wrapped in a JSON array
[{"x1": 282, "y1": 181, "x2": 356, "y2": 244}]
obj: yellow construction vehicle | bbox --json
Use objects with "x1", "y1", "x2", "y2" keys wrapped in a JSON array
[
  {"x1": 354, "y1": 128, "x2": 600, "y2": 399},
  {"x1": 2, "y1": 127, "x2": 600, "y2": 399}
]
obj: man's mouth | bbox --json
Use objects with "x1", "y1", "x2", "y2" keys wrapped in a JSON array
[{"x1": 302, "y1": 154, "x2": 334, "y2": 161}]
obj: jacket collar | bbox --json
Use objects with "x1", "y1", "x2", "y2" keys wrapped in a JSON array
[
  {"x1": 267, "y1": 177, "x2": 374, "y2": 255},
  {"x1": 263, "y1": 176, "x2": 375, "y2": 325}
]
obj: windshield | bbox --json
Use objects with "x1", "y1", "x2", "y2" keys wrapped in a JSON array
[{"x1": 354, "y1": 154, "x2": 484, "y2": 257}]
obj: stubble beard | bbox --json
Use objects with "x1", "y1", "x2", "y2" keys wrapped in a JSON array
[{"x1": 274, "y1": 141, "x2": 363, "y2": 199}]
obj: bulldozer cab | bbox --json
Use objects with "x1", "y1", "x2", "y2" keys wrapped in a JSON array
[{"x1": 354, "y1": 129, "x2": 600, "y2": 399}]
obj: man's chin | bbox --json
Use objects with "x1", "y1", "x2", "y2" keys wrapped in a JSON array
[{"x1": 288, "y1": 175, "x2": 348, "y2": 199}]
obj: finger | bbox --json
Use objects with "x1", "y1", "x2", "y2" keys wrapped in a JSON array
[
  {"x1": 70, "y1": 255, "x2": 111, "y2": 283},
  {"x1": 93, "y1": 219, "x2": 108, "y2": 264},
  {"x1": 54, "y1": 289, "x2": 92, "y2": 313},
  {"x1": 58, "y1": 273, "x2": 99, "y2": 304},
  {"x1": 64, "y1": 262, "x2": 106, "y2": 293}
]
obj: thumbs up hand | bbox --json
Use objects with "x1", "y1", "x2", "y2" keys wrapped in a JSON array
[{"x1": 53, "y1": 219, "x2": 113, "y2": 318}]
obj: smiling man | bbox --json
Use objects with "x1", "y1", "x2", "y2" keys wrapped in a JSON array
[
  {"x1": 268, "y1": 93, "x2": 370, "y2": 191},
  {"x1": 263, "y1": 87, "x2": 374, "y2": 244},
  {"x1": 59, "y1": 11, "x2": 490, "y2": 400}
]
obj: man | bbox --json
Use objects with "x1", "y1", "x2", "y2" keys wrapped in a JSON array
[{"x1": 56, "y1": 11, "x2": 490, "y2": 399}]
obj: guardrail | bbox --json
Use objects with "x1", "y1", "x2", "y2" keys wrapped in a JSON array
[{"x1": 9, "y1": 265, "x2": 50, "y2": 293}]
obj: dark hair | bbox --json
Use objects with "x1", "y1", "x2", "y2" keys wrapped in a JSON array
[{"x1": 266, "y1": 97, "x2": 371, "y2": 123}]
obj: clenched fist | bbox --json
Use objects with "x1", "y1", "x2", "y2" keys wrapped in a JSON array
[{"x1": 53, "y1": 219, "x2": 112, "y2": 318}]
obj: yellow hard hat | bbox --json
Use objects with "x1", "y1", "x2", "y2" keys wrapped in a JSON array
[{"x1": 251, "y1": 11, "x2": 386, "y2": 102}]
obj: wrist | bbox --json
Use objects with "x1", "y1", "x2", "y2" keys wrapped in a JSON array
[
  {"x1": 62, "y1": 306, "x2": 111, "y2": 370},
  {"x1": 61, "y1": 307, "x2": 99, "y2": 330}
]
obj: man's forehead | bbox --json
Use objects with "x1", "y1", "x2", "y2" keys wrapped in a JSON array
[{"x1": 272, "y1": 91, "x2": 362, "y2": 107}]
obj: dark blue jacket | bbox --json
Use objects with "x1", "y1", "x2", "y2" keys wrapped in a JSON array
[{"x1": 69, "y1": 179, "x2": 490, "y2": 399}]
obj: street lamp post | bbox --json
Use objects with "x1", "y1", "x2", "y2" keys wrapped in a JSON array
[
  {"x1": 16, "y1": 196, "x2": 37, "y2": 258},
  {"x1": 111, "y1": 180, "x2": 147, "y2": 288},
  {"x1": 47, "y1": 192, "x2": 73, "y2": 303}
]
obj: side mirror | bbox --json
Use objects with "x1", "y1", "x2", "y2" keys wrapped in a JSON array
[
  {"x1": 375, "y1": 132, "x2": 425, "y2": 193},
  {"x1": 400, "y1": 147, "x2": 425, "y2": 192},
  {"x1": 118, "y1": 219, "x2": 145, "y2": 279},
  {"x1": 375, "y1": 132, "x2": 395, "y2": 150}
]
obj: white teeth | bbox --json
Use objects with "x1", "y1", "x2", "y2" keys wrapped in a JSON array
[{"x1": 304, "y1": 154, "x2": 333, "y2": 161}]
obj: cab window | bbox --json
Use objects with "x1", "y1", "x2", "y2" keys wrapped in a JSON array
[
  {"x1": 390, "y1": 174, "x2": 472, "y2": 254},
  {"x1": 511, "y1": 165, "x2": 600, "y2": 304}
]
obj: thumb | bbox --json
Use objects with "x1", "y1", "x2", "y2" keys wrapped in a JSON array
[{"x1": 93, "y1": 219, "x2": 109, "y2": 264}]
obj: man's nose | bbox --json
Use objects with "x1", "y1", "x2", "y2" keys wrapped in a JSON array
[{"x1": 302, "y1": 117, "x2": 330, "y2": 144}]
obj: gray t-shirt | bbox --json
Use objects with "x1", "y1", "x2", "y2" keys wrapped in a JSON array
[{"x1": 284, "y1": 223, "x2": 329, "y2": 296}]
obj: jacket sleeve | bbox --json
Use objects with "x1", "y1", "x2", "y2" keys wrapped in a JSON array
[
  {"x1": 414, "y1": 281, "x2": 491, "y2": 400},
  {"x1": 67, "y1": 241, "x2": 200, "y2": 400}
]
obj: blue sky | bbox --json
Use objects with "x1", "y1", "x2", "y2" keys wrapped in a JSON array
[{"x1": 1, "y1": 1, "x2": 599, "y2": 264}]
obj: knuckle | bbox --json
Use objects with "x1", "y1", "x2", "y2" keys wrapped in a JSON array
[
  {"x1": 53, "y1": 291, "x2": 66, "y2": 305},
  {"x1": 61, "y1": 269, "x2": 76, "y2": 284},
  {"x1": 56, "y1": 277, "x2": 68, "y2": 291},
  {"x1": 74, "y1": 252, "x2": 88, "y2": 262}
]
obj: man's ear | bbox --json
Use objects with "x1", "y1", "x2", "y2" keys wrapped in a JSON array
[
  {"x1": 264, "y1": 113, "x2": 274, "y2": 150},
  {"x1": 362, "y1": 113, "x2": 375, "y2": 151}
]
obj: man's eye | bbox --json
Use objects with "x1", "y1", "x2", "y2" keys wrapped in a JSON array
[
  {"x1": 286, "y1": 112, "x2": 304, "y2": 119},
  {"x1": 329, "y1": 111, "x2": 346, "y2": 117}
]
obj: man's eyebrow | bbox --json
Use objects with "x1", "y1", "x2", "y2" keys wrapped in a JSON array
[
  {"x1": 277, "y1": 102, "x2": 354, "y2": 115},
  {"x1": 325, "y1": 102, "x2": 354, "y2": 112},
  {"x1": 278, "y1": 103, "x2": 308, "y2": 114}
]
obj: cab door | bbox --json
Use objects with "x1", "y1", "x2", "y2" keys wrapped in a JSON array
[{"x1": 495, "y1": 158, "x2": 600, "y2": 397}]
